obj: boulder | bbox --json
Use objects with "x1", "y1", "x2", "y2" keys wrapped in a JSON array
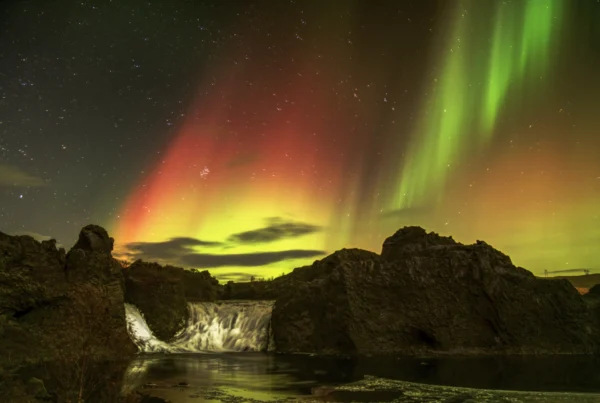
[
  {"x1": 71, "y1": 224, "x2": 114, "y2": 254},
  {"x1": 271, "y1": 227, "x2": 598, "y2": 355}
]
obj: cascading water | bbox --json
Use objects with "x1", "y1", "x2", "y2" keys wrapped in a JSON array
[{"x1": 125, "y1": 300, "x2": 274, "y2": 353}]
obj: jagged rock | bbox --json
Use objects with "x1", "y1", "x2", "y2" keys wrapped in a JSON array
[
  {"x1": 381, "y1": 226, "x2": 457, "y2": 259},
  {"x1": 0, "y1": 225, "x2": 135, "y2": 399},
  {"x1": 72, "y1": 224, "x2": 114, "y2": 253},
  {"x1": 271, "y1": 227, "x2": 598, "y2": 355},
  {"x1": 124, "y1": 261, "x2": 220, "y2": 341}
]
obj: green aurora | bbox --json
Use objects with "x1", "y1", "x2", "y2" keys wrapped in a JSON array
[{"x1": 392, "y1": 0, "x2": 563, "y2": 211}]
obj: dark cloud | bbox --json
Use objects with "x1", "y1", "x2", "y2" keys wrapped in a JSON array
[
  {"x1": 228, "y1": 218, "x2": 321, "y2": 244},
  {"x1": 180, "y1": 249, "x2": 325, "y2": 268},
  {"x1": 0, "y1": 164, "x2": 47, "y2": 187},
  {"x1": 125, "y1": 237, "x2": 222, "y2": 260},
  {"x1": 122, "y1": 234, "x2": 326, "y2": 269}
]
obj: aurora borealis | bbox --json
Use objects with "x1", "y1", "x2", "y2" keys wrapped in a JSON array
[
  {"x1": 0, "y1": 0, "x2": 598, "y2": 281},
  {"x1": 391, "y1": 0, "x2": 563, "y2": 210}
]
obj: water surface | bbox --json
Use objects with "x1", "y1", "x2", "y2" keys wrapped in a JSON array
[{"x1": 122, "y1": 353, "x2": 600, "y2": 402}]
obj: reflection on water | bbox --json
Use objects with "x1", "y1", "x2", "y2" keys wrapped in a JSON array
[
  {"x1": 123, "y1": 353, "x2": 309, "y2": 402},
  {"x1": 122, "y1": 353, "x2": 600, "y2": 402}
]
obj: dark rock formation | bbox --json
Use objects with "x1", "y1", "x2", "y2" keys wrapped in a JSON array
[
  {"x1": 381, "y1": 226, "x2": 456, "y2": 259},
  {"x1": 220, "y1": 251, "x2": 381, "y2": 301},
  {"x1": 182, "y1": 268, "x2": 220, "y2": 301},
  {"x1": 71, "y1": 224, "x2": 114, "y2": 254},
  {"x1": 221, "y1": 278, "x2": 281, "y2": 300},
  {"x1": 587, "y1": 284, "x2": 600, "y2": 296},
  {"x1": 0, "y1": 225, "x2": 135, "y2": 362},
  {"x1": 124, "y1": 261, "x2": 220, "y2": 340},
  {"x1": 271, "y1": 249, "x2": 379, "y2": 353},
  {"x1": 0, "y1": 224, "x2": 136, "y2": 401},
  {"x1": 271, "y1": 226, "x2": 598, "y2": 355},
  {"x1": 124, "y1": 261, "x2": 189, "y2": 341},
  {"x1": 583, "y1": 284, "x2": 600, "y2": 329}
]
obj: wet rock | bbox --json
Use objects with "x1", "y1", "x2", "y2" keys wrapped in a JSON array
[{"x1": 272, "y1": 226, "x2": 599, "y2": 355}]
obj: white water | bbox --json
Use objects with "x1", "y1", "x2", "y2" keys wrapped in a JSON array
[{"x1": 125, "y1": 300, "x2": 274, "y2": 353}]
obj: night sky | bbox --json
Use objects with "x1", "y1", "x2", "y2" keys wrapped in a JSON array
[{"x1": 1, "y1": 0, "x2": 599, "y2": 281}]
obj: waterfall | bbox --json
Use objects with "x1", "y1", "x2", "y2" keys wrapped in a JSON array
[{"x1": 125, "y1": 300, "x2": 274, "y2": 353}]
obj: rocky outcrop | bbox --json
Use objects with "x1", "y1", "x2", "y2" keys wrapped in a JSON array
[
  {"x1": 124, "y1": 261, "x2": 189, "y2": 341},
  {"x1": 124, "y1": 261, "x2": 220, "y2": 341},
  {"x1": 182, "y1": 268, "x2": 220, "y2": 301},
  {"x1": 380, "y1": 225, "x2": 457, "y2": 259},
  {"x1": 0, "y1": 224, "x2": 136, "y2": 400},
  {"x1": 0, "y1": 225, "x2": 135, "y2": 363},
  {"x1": 271, "y1": 226, "x2": 598, "y2": 355}
]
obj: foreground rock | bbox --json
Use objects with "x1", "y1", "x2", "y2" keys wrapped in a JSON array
[
  {"x1": 272, "y1": 226, "x2": 598, "y2": 355},
  {"x1": 124, "y1": 261, "x2": 220, "y2": 340},
  {"x1": 0, "y1": 225, "x2": 136, "y2": 400}
]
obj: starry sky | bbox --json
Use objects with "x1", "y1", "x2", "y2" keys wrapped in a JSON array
[{"x1": 1, "y1": 0, "x2": 599, "y2": 281}]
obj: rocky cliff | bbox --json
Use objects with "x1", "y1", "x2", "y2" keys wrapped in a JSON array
[
  {"x1": 0, "y1": 224, "x2": 136, "y2": 400},
  {"x1": 271, "y1": 226, "x2": 599, "y2": 355}
]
